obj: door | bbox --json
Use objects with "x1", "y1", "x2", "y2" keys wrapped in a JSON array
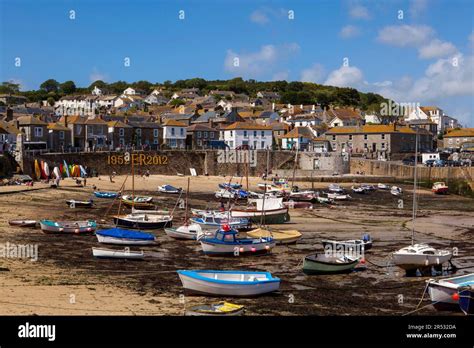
[{"x1": 372, "y1": 143, "x2": 376, "y2": 152}]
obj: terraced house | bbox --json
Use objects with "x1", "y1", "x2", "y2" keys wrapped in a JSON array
[
  {"x1": 221, "y1": 122, "x2": 273, "y2": 150},
  {"x1": 17, "y1": 115, "x2": 48, "y2": 148},
  {"x1": 443, "y1": 128, "x2": 474, "y2": 151}
]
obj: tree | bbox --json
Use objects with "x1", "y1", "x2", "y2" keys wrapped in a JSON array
[
  {"x1": 40, "y1": 79, "x2": 59, "y2": 93},
  {"x1": 60, "y1": 80, "x2": 76, "y2": 94},
  {"x1": 47, "y1": 97, "x2": 56, "y2": 106},
  {"x1": 184, "y1": 78, "x2": 207, "y2": 90},
  {"x1": 89, "y1": 80, "x2": 107, "y2": 90},
  {"x1": 0, "y1": 81, "x2": 20, "y2": 94},
  {"x1": 170, "y1": 98, "x2": 185, "y2": 107}
]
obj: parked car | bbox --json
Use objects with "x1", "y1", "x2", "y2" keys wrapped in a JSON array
[
  {"x1": 433, "y1": 159, "x2": 446, "y2": 167},
  {"x1": 425, "y1": 159, "x2": 436, "y2": 167},
  {"x1": 445, "y1": 160, "x2": 461, "y2": 167}
]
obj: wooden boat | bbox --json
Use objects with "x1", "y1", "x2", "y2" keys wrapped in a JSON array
[
  {"x1": 121, "y1": 195, "x2": 153, "y2": 203},
  {"x1": 113, "y1": 214, "x2": 172, "y2": 229},
  {"x1": 177, "y1": 270, "x2": 280, "y2": 296},
  {"x1": 328, "y1": 184, "x2": 344, "y2": 193},
  {"x1": 96, "y1": 228, "x2": 156, "y2": 245},
  {"x1": 94, "y1": 191, "x2": 120, "y2": 199},
  {"x1": 158, "y1": 184, "x2": 182, "y2": 194},
  {"x1": 231, "y1": 198, "x2": 290, "y2": 224},
  {"x1": 303, "y1": 253, "x2": 360, "y2": 275},
  {"x1": 390, "y1": 186, "x2": 402, "y2": 196},
  {"x1": 427, "y1": 273, "x2": 474, "y2": 310},
  {"x1": 92, "y1": 247, "x2": 145, "y2": 259},
  {"x1": 200, "y1": 226, "x2": 275, "y2": 255},
  {"x1": 246, "y1": 228, "x2": 302, "y2": 244},
  {"x1": 459, "y1": 285, "x2": 474, "y2": 315},
  {"x1": 66, "y1": 199, "x2": 94, "y2": 208},
  {"x1": 377, "y1": 183, "x2": 390, "y2": 190},
  {"x1": 9, "y1": 220, "x2": 37, "y2": 227},
  {"x1": 288, "y1": 190, "x2": 316, "y2": 202},
  {"x1": 40, "y1": 220, "x2": 97, "y2": 234},
  {"x1": 432, "y1": 182, "x2": 449, "y2": 194},
  {"x1": 393, "y1": 243, "x2": 452, "y2": 272},
  {"x1": 185, "y1": 302, "x2": 244, "y2": 316},
  {"x1": 165, "y1": 224, "x2": 203, "y2": 240}
]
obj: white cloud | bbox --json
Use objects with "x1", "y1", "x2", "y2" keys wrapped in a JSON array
[
  {"x1": 372, "y1": 80, "x2": 393, "y2": 87},
  {"x1": 409, "y1": 0, "x2": 429, "y2": 18},
  {"x1": 224, "y1": 43, "x2": 300, "y2": 78},
  {"x1": 418, "y1": 39, "x2": 457, "y2": 59},
  {"x1": 89, "y1": 69, "x2": 108, "y2": 82},
  {"x1": 249, "y1": 7, "x2": 287, "y2": 25},
  {"x1": 469, "y1": 31, "x2": 474, "y2": 46},
  {"x1": 324, "y1": 65, "x2": 364, "y2": 87},
  {"x1": 250, "y1": 10, "x2": 269, "y2": 25},
  {"x1": 340, "y1": 25, "x2": 361, "y2": 39},
  {"x1": 300, "y1": 63, "x2": 325, "y2": 83},
  {"x1": 349, "y1": 4, "x2": 370, "y2": 20},
  {"x1": 377, "y1": 25, "x2": 434, "y2": 47}
]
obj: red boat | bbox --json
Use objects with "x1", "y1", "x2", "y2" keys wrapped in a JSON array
[{"x1": 432, "y1": 182, "x2": 449, "y2": 194}]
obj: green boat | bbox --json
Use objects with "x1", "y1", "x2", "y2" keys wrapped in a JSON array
[{"x1": 303, "y1": 253, "x2": 359, "y2": 275}]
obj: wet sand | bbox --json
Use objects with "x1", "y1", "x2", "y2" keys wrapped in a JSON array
[{"x1": 0, "y1": 174, "x2": 473, "y2": 316}]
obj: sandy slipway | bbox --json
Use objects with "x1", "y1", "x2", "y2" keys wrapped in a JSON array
[{"x1": 0, "y1": 175, "x2": 473, "y2": 316}]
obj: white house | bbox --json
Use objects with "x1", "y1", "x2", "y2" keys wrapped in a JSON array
[
  {"x1": 221, "y1": 122, "x2": 273, "y2": 150},
  {"x1": 92, "y1": 86, "x2": 103, "y2": 96},
  {"x1": 406, "y1": 106, "x2": 459, "y2": 134},
  {"x1": 96, "y1": 95, "x2": 117, "y2": 108},
  {"x1": 151, "y1": 88, "x2": 163, "y2": 96},
  {"x1": 145, "y1": 94, "x2": 169, "y2": 105},
  {"x1": 54, "y1": 95, "x2": 98, "y2": 116},
  {"x1": 364, "y1": 113, "x2": 382, "y2": 124},
  {"x1": 162, "y1": 119, "x2": 186, "y2": 149},
  {"x1": 122, "y1": 87, "x2": 136, "y2": 96}
]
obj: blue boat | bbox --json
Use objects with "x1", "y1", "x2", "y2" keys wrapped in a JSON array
[
  {"x1": 218, "y1": 183, "x2": 242, "y2": 190},
  {"x1": 190, "y1": 213, "x2": 250, "y2": 230},
  {"x1": 96, "y1": 228, "x2": 156, "y2": 245},
  {"x1": 459, "y1": 286, "x2": 474, "y2": 315},
  {"x1": 94, "y1": 191, "x2": 120, "y2": 199}
]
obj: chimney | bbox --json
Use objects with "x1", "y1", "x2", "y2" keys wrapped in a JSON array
[{"x1": 6, "y1": 107, "x2": 13, "y2": 122}]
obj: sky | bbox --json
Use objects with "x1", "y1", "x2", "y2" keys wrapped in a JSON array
[{"x1": 0, "y1": 0, "x2": 473, "y2": 126}]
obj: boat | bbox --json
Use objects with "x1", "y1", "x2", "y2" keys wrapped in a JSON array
[
  {"x1": 113, "y1": 213, "x2": 172, "y2": 229},
  {"x1": 316, "y1": 195, "x2": 334, "y2": 204},
  {"x1": 377, "y1": 183, "x2": 390, "y2": 190},
  {"x1": 328, "y1": 184, "x2": 345, "y2": 193},
  {"x1": 40, "y1": 220, "x2": 97, "y2": 234},
  {"x1": 177, "y1": 270, "x2": 280, "y2": 296},
  {"x1": 96, "y1": 228, "x2": 156, "y2": 245},
  {"x1": 283, "y1": 200, "x2": 314, "y2": 209},
  {"x1": 218, "y1": 183, "x2": 242, "y2": 190},
  {"x1": 303, "y1": 253, "x2": 360, "y2": 275},
  {"x1": 426, "y1": 273, "x2": 474, "y2": 310},
  {"x1": 361, "y1": 183, "x2": 376, "y2": 191},
  {"x1": 8, "y1": 220, "x2": 37, "y2": 227},
  {"x1": 165, "y1": 224, "x2": 204, "y2": 240},
  {"x1": 459, "y1": 285, "x2": 474, "y2": 315},
  {"x1": 246, "y1": 228, "x2": 302, "y2": 244},
  {"x1": 257, "y1": 182, "x2": 290, "y2": 193},
  {"x1": 131, "y1": 207, "x2": 170, "y2": 215},
  {"x1": 190, "y1": 214, "x2": 250, "y2": 230},
  {"x1": 94, "y1": 191, "x2": 120, "y2": 199},
  {"x1": 351, "y1": 185, "x2": 366, "y2": 194},
  {"x1": 66, "y1": 199, "x2": 94, "y2": 208},
  {"x1": 390, "y1": 186, "x2": 403, "y2": 196},
  {"x1": 215, "y1": 188, "x2": 248, "y2": 200},
  {"x1": 231, "y1": 197, "x2": 290, "y2": 224},
  {"x1": 432, "y1": 182, "x2": 449, "y2": 194},
  {"x1": 185, "y1": 301, "x2": 245, "y2": 316},
  {"x1": 121, "y1": 195, "x2": 153, "y2": 203},
  {"x1": 322, "y1": 234, "x2": 373, "y2": 256},
  {"x1": 393, "y1": 243, "x2": 452, "y2": 273},
  {"x1": 199, "y1": 225, "x2": 275, "y2": 256},
  {"x1": 326, "y1": 192, "x2": 351, "y2": 200},
  {"x1": 92, "y1": 247, "x2": 145, "y2": 259},
  {"x1": 121, "y1": 195, "x2": 155, "y2": 209},
  {"x1": 158, "y1": 184, "x2": 182, "y2": 194},
  {"x1": 288, "y1": 190, "x2": 316, "y2": 202}
]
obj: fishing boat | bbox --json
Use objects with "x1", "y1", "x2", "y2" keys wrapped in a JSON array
[
  {"x1": 8, "y1": 220, "x2": 37, "y2": 227},
  {"x1": 303, "y1": 254, "x2": 360, "y2": 275},
  {"x1": 231, "y1": 198, "x2": 290, "y2": 224},
  {"x1": 199, "y1": 225, "x2": 275, "y2": 256},
  {"x1": 322, "y1": 234, "x2": 373, "y2": 255},
  {"x1": 158, "y1": 184, "x2": 182, "y2": 194},
  {"x1": 257, "y1": 183, "x2": 290, "y2": 193},
  {"x1": 131, "y1": 207, "x2": 170, "y2": 215},
  {"x1": 288, "y1": 190, "x2": 316, "y2": 202},
  {"x1": 177, "y1": 270, "x2": 280, "y2": 296},
  {"x1": 66, "y1": 199, "x2": 94, "y2": 208},
  {"x1": 432, "y1": 182, "x2": 449, "y2": 194},
  {"x1": 316, "y1": 195, "x2": 334, "y2": 205},
  {"x1": 390, "y1": 186, "x2": 403, "y2": 196},
  {"x1": 328, "y1": 184, "x2": 345, "y2": 193},
  {"x1": 92, "y1": 247, "x2": 145, "y2": 259},
  {"x1": 94, "y1": 191, "x2": 120, "y2": 199},
  {"x1": 113, "y1": 213, "x2": 172, "y2": 229},
  {"x1": 246, "y1": 228, "x2": 302, "y2": 244},
  {"x1": 96, "y1": 228, "x2": 156, "y2": 245},
  {"x1": 459, "y1": 285, "x2": 474, "y2": 315},
  {"x1": 40, "y1": 220, "x2": 97, "y2": 234},
  {"x1": 351, "y1": 185, "x2": 366, "y2": 194},
  {"x1": 426, "y1": 273, "x2": 474, "y2": 310},
  {"x1": 377, "y1": 183, "x2": 390, "y2": 190},
  {"x1": 185, "y1": 302, "x2": 245, "y2": 316},
  {"x1": 121, "y1": 195, "x2": 153, "y2": 203}
]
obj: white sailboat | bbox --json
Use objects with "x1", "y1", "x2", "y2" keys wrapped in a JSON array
[{"x1": 392, "y1": 130, "x2": 452, "y2": 274}]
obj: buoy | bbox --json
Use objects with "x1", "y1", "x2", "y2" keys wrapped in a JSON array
[{"x1": 452, "y1": 293, "x2": 460, "y2": 301}]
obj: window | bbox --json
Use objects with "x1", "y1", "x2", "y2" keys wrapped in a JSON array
[
  {"x1": 59, "y1": 131, "x2": 64, "y2": 140},
  {"x1": 197, "y1": 131, "x2": 202, "y2": 138},
  {"x1": 136, "y1": 128, "x2": 141, "y2": 136},
  {"x1": 75, "y1": 125, "x2": 82, "y2": 135},
  {"x1": 204, "y1": 131, "x2": 208, "y2": 138},
  {"x1": 210, "y1": 132, "x2": 215, "y2": 139},
  {"x1": 154, "y1": 129, "x2": 159, "y2": 137},
  {"x1": 332, "y1": 135, "x2": 336, "y2": 141},
  {"x1": 119, "y1": 128, "x2": 124, "y2": 137},
  {"x1": 169, "y1": 139, "x2": 177, "y2": 147},
  {"x1": 230, "y1": 131, "x2": 233, "y2": 137},
  {"x1": 261, "y1": 131, "x2": 265, "y2": 137},
  {"x1": 243, "y1": 131, "x2": 247, "y2": 137},
  {"x1": 197, "y1": 139, "x2": 202, "y2": 146},
  {"x1": 381, "y1": 134, "x2": 385, "y2": 140},
  {"x1": 364, "y1": 143, "x2": 368, "y2": 148},
  {"x1": 349, "y1": 135, "x2": 353, "y2": 140},
  {"x1": 364, "y1": 134, "x2": 367, "y2": 140},
  {"x1": 253, "y1": 141, "x2": 257, "y2": 149},
  {"x1": 229, "y1": 141, "x2": 234, "y2": 148},
  {"x1": 119, "y1": 138, "x2": 125, "y2": 146},
  {"x1": 332, "y1": 143, "x2": 337, "y2": 150},
  {"x1": 153, "y1": 138, "x2": 159, "y2": 144},
  {"x1": 34, "y1": 127, "x2": 43, "y2": 137},
  {"x1": 381, "y1": 143, "x2": 385, "y2": 149},
  {"x1": 171, "y1": 128, "x2": 175, "y2": 136},
  {"x1": 261, "y1": 141, "x2": 265, "y2": 149},
  {"x1": 180, "y1": 128, "x2": 184, "y2": 136},
  {"x1": 253, "y1": 131, "x2": 257, "y2": 137}
]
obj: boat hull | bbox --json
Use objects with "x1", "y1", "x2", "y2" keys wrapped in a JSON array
[
  {"x1": 459, "y1": 287, "x2": 474, "y2": 315},
  {"x1": 392, "y1": 254, "x2": 452, "y2": 271},
  {"x1": 113, "y1": 216, "x2": 172, "y2": 229},
  {"x1": 96, "y1": 233, "x2": 156, "y2": 245},
  {"x1": 9, "y1": 220, "x2": 37, "y2": 228},
  {"x1": 200, "y1": 239, "x2": 275, "y2": 255},
  {"x1": 40, "y1": 220, "x2": 96, "y2": 234},
  {"x1": 303, "y1": 255, "x2": 359, "y2": 274},
  {"x1": 230, "y1": 208, "x2": 289, "y2": 224},
  {"x1": 92, "y1": 247, "x2": 144, "y2": 259},
  {"x1": 427, "y1": 274, "x2": 474, "y2": 310}
]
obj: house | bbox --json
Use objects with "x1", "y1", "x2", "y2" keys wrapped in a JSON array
[
  {"x1": 122, "y1": 87, "x2": 136, "y2": 96},
  {"x1": 161, "y1": 112, "x2": 198, "y2": 126},
  {"x1": 272, "y1": 123, "x2": 290, "y2": 149},
  {"x1": 0, "y1": 120, "x2": 20, "y2": 153},
  {"x1": 259, "y1": 111, "x2": 280, "y2": 123},
  {"x1": 209, "y1": 90, "x2": 235, "y2": 99},
  {"x1": 0, "y1": 94, "x2": 28, "y2": 105},
  {"x1": 60, "y1": 115, "x2": 87, "y2": 150},
  {"x1": 145, "y1": 94, "x2": 169, "y2": 105},
  {"x1": 213, "y1": 107, "x2": 245, "y2": 126},
  {"x1": 150, "y1": 88, "x2": 164, "y2": 96},
  {"x1": 280, "y1": 127, "x2": 319, "y2": 151},
  {"x1": 286, "y1": 113, "x2": 323, "y2": 127},
  {"x1": 221, "y1": 122, "x2": 273, "y2": 150},
  {"x1": 96, "y1": 95, "x2": 117, "y2": 109},
  {"x1": 162, "y1": 119, "x2": 186, "y2": 149},
  {"x1": 54, "y1": 95, "x2": 98, "y2": 116},
  {"x1": 256, "y1": 91, "x2": 280, "y2": 101},
  {"x1": 443, "y1": 128, "x2": 474, "y2": 150},
  {"x1": 85, "y1": 117, "x2": 108, "y2": 151},
  {"x1": 192, "y1": 110, "x2": 221, "y2": 124},
  {"x1": 325, "y1": 124, "x2": 433, "y2": 156},
  {"x1": 186, "y1": 124, "x2": 219, "y2": 149},
  {"x1": 91, "y1": 86, "x2": 103, "y2": 96},
  {"x1": 364, "y1": 113, "x2": 382, "y2": 124},
  {"x1": 406, "y1": 106, "x2": 459, "y2": 134},
  {"x1": 17, "y1": 115, "x2": 49, "y2": 146},
  {"x1": 129, "y1": 122, "x2": 162, "y2": 149},
  {"x1": 327, "y1": 108, "x2": 364, "y2": 127},
  {"x1": 107, "y1": 120, "x2": 133, "y2": 150},
  {"x1": 47, "y1": 122, "x2": 72, "y2": 152}
]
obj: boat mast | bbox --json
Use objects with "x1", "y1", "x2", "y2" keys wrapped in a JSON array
[
  {"x1": 184, "y1": 177, "x2": 190, "y2": 225},
  {"x1": 411, "y1": 129, "x2": 419, "y2": 245},
  {"x1": 131, "y1": 151, "x2": 135, "y2": 208},
  {"x1": 260, "y1": 148, "x2": 270, "y2": 227}
]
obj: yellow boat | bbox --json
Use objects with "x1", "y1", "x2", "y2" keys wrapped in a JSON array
[
  {"x1": 246, "y1": 228, "x2": 302, "y2": 244},
  {"x1": 34, "y1": 160, "x2": 41, "y2": 180},
  {"x1": 185, "y1": 302, "x2": 244, "y2": 316}
]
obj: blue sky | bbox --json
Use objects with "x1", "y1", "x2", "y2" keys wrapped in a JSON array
[{"x1": 1, "y1": 0, "x2": 473, "y2": 125}]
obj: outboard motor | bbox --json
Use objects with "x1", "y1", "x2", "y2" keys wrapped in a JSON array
[{"x1": 362, "y1": 233, "x2": 371, "y2": 242}]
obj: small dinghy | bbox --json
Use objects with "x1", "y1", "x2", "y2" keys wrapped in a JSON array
[
  {"x1": 377, "y1": 183, "x2": 390, "y2": 190},
  {"x1": 165, "y1": 223, "x2": 203, "y2": 240},
  {"x1": 283, "y1": 200, "x2": 314, "y2": 209},
  {"x1": 158, "y1": 185, "x2": 182, "y2": 194},
  {"x1": 351, "y1": 185, "x2": 366, "y2": 194},
  {"x1": 390, "y1": 186, "x2": 402, "y2": 196},
  {"x1": 92, "y1": 247, "x2": 145, "y2": 259},
  {"x1": 94, "y1": 191, "x2": 120, "y2": 199},
  {"x1": 426, "y1": 273, "x2": 474, "y2": 311},
  {"x1": 113, "y1": 214, "x2": 172, "y2": 229},
  {"x1": 219, "y1": 183, "x2": 242, "y2": 190},
  {"x1": 185, "y1": 302, "x2": 244, "y2": 316},
  {"x1": 361, "y1": 184, "x2": 376, "y2": 191},
  {"x1": 66, "y1": 199, "x2": 94, "y2": 208},
  {"x1": 246, "y1": 228, "x2": 302, "y2": 244},
  {"x1": 215, "y1": 189, "x2": 248, "y2": 200},
  {"x1": 459, "y1": 285, "x2": 474, "y2": 315},
  {"x1": 8, "y1": 220, "x2": 37, "y2": 228},
  {"x1": 231, "y1": 198, "x2": 290, "y2": 224},
  {"x1": 200, "y1": 225, "x2": 275, "y2": 256},
  {"x1": 96, "y1": 228, "x2": 156, "y2": 245},
  {"x1": 326, "y1": 192, "x2": 351, "y2": 200},
  {"x1": 40, "y1": 220, "x2": 97, "y2": 234},
  {"x1": 328, "y1": 184, "x2": 344, "y2": 193},
  {"x1": 322, "y1": 234, "x2": 373, "y2": 253},
  {"x1": 316, "y1": 195, "x2": 334, "y2": 205},
  {"x1": 303, "y1": 253, "x2": 360, "y2": 275},
  {"x1": 190, "y1": 213, "x2": 250, "y2": 230},
  {"x1": 432, "y1": 181, "x2": 449, "y2": 194},
  {"x1": 121, "y1": 195, "x2": 155, "y2": 209},
  {"x1": 177, "y1": 270, "x2": 280, "y2": 296}
]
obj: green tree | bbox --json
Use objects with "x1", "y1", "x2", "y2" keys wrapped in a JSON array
[
  {"x1": 170, "y1": 98, "x2": 185, "y2": 107},
  {"x1": 47, "y1": 96, "x2": 56, "y2": 106},
  {"x1": 60, "y1": 80, "x2": 76, "y2": 94},
  {"x1": 40, "y1": 79, "x2": 60, "y2": 93},
  {"x1": 0, "y1": 81, "x2": 20, "y2": 94}
]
